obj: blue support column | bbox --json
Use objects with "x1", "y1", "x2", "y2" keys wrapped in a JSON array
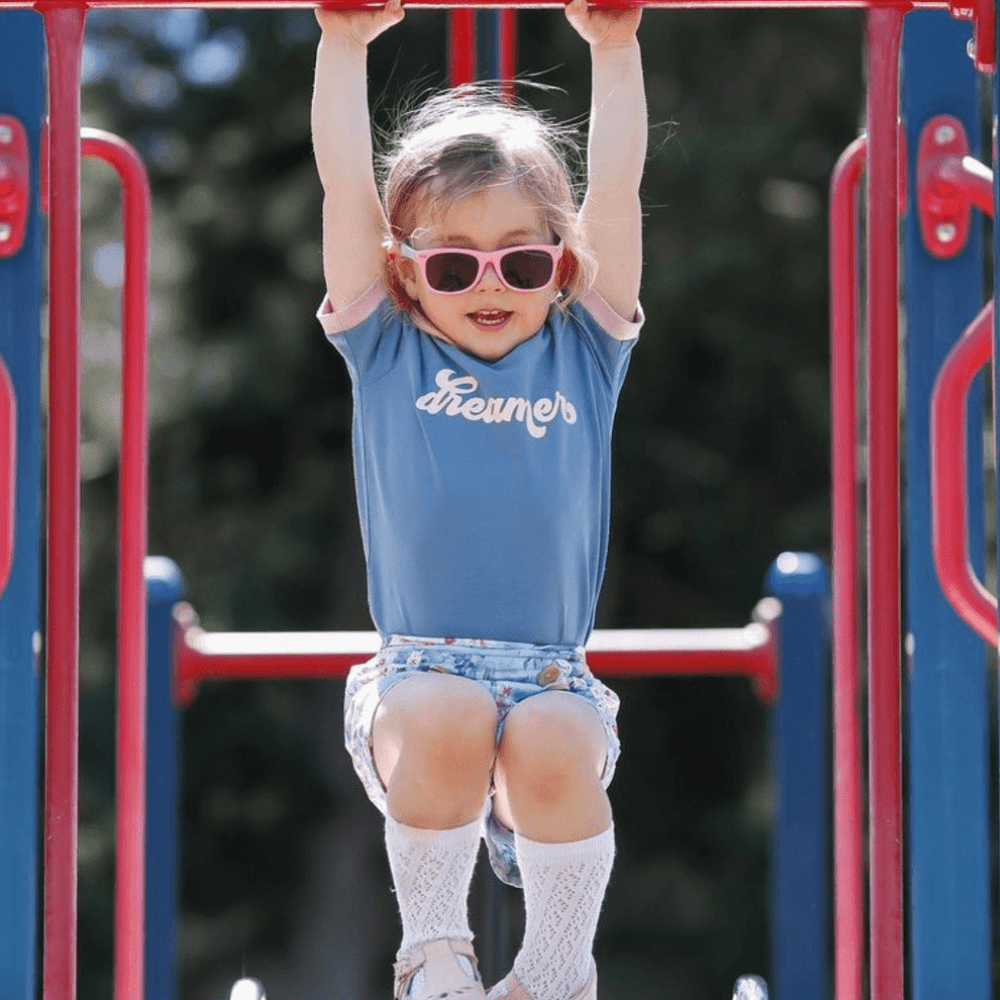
[
  {"x1": 0, "y1": 13, "x2": 44, "y2": 1000},
  {"x1": 765, "y1": 552, "x2": 830, "y2": 1000},
  {"x1": 145, "y1": 556, "x2": 185, "y2": 1000},
  {"x1": 901, "y1": 16, "x2": 990, "y2": 1000}
]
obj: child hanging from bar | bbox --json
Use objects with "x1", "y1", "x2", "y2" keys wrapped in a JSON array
[{"x1": 311, "y1": 3, "x2": 647, "y2": 999}]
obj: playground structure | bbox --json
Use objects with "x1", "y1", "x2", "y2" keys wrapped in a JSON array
[{"x1": 0, "y1": 1, "x2": 997, "y2": 1000}]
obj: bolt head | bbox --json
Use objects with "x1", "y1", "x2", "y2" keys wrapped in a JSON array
[
  {"x1": 934, "y1": 124, "x2": 956, "y2": 145},
  {"x1": 0, "y1": 125, "x2": 11, "y2": 144},
  {"x1": 935, "y1": 222, "x2": 958, "y2": 243},
  {"x1": 0, "y1": 223, "x2": 11, "y2": 242}
]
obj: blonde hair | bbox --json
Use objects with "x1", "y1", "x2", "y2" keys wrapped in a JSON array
[{"x1": 378, "y1": 86, "x2": 595, "y2": 311}]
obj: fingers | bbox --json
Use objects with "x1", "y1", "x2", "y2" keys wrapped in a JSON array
[{"x1": 315, "y1": 0, "x2": 405, "y2": 41}]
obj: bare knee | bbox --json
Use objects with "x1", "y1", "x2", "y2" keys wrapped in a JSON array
[
  {"x1": 496, "y1": 694, "x2": 606, "y2": 811},
  {"x1": 374, "y1": 673, "x2": 498, "y2": 815}
]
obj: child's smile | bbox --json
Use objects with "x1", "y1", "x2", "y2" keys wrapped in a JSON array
[{"x1": 397, "y1": 185, "x2": 557, "y2": 361}]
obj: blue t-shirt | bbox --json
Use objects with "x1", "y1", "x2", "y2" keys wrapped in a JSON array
[{"x1": 318, "y1": 287, "x2": 641, "y2": 647}]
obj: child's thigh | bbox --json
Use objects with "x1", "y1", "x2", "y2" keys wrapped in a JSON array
[{"x1": 372, "y1": 671, "x2": 499, "y2": 785}]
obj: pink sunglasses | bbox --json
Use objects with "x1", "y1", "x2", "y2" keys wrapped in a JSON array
[{"x1": 399, "y1": 241, "x2": 564, "y2": 294}]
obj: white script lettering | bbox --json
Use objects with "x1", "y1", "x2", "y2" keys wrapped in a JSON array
[{"x1": 415, "y1": 368, "x2": 577, "y2": 439}]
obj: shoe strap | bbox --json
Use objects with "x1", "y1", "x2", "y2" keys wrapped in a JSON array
[{"x1": 394, "y1": 939, "x2": 480, "y2": 1000}]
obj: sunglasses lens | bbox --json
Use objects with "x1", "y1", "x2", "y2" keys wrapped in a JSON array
[
  {"x1": 501, "y1": 249, "x2": 556, "y2": 290},
  {"x1": 424, "y1": 252, "x2": 480, "y2": 292}
]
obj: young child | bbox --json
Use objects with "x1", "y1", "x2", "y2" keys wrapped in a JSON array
[{"x1": 311, "y1": 3, "x2": 647, "y2": 1000}]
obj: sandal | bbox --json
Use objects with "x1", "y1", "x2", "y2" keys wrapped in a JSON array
[
  {"x1": 394, "y1": 938, "x2": 487, "y2": 1000},
  {"x1": 487, "y1": 959, "x2": 597, "y2": 1000}
]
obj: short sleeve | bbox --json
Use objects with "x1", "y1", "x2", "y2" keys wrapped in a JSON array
[
  {"x1": 317, "y1": 284, "x2": 407, "y2": 385},
  {"x1": 568, "y1": 291, "x2": 644, "y2": 393}
]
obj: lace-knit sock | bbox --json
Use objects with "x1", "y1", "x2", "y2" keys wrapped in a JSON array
[
  {"x1": 511, "y1": 826, "x2": 615, "y2": 1000},
  {"x1": 385, "y1": 814, "x2": 483, "y2": 958}
]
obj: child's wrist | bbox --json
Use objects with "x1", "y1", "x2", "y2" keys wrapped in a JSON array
[
  {"x1": 590, "y1": 36, "x2": 640, "y2": 53},
  {"x1": 318, "y1": 23, "x2": 369, "y2": 53}
]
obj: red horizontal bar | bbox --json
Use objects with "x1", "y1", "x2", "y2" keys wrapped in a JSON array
[
  {"x1": 0, "y1": 0, "x2": 946, "y2": 8},
  {"x1": 173, "y1": 599, "x2": 779, "y2": 706}
]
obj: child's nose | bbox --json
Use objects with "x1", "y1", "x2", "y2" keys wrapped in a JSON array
[{"x1": 477, "y1": 262, "x2": 503, "y2": 289}]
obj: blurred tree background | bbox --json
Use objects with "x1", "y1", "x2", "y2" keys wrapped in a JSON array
[{"x1": 75, "y1": 6, "x2": 860, "y2": 1000}]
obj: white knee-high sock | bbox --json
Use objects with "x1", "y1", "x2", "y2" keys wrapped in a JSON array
[
  {"x1": 385, "y1": 814, "x2": 483, "y2": 958},
  {"x1": 511, "y1": 827, "x2": 615, "y2": 1000}
]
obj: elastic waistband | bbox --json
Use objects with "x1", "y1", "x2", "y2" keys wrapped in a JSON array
[{"x1": 384, "y1": 633, "x2": 586, "y2": 662}]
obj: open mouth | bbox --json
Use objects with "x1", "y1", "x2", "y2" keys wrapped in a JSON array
[{"x1": 469, "y1": 309, "x2": 512, "y2": 329}]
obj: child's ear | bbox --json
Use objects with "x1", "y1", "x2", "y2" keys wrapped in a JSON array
[
  {"x1": 557, "y1": 248, "x2": 579, "y2": 291},
  {"x1": 389, "y1": 248, "x2": 420, "y2": 299}
]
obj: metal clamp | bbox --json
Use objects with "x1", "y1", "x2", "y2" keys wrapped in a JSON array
[
  {"x1": 0, "y1": 114, "x2": 29, "y2": 258},
  {"x1": 916, "y1": 114, "x2": 972, "y2": 259}
]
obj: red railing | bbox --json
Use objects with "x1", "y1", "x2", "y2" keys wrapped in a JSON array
[
  {"x1": 864, "y1": 14, "x2": 905, "y2": 1000},
  {"x1": 919, "y1": 140, "x2": 997, "y2": 643},
  {"x1": 41, "y1": 13, "x2": 87, "y2": 1000},
  {"x1": 80, "y1": 129, "x2": 151, "y2": 1000},
  {"x1": 828, "y1": 132, "x2": 865, "y2": 1000},
  {"x1": 172, "y1": 600, "x2": 782, "y2": 706},
  {"x1": 930, "y1": 301, "x2": 997, "y2": 644},
  {"x1": 0, "y1": 355, "x2": 15, "y2": 596}
]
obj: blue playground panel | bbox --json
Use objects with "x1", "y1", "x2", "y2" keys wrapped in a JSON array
[
  {"x1": 901, "y1": 15, "x2": 992, "y2": 1000},
  {"x1": 0, "y1": 12, "x2": 44, "y2": 1000}
]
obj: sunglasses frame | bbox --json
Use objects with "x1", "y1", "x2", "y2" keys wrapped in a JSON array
[{"x1": 397, "y1": 240, "x2": 564, "y2": 294}]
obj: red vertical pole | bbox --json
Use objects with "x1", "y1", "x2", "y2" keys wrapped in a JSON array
[
  {"x1": 81, "y1": 127, "x2": 151, "y2": 1000},
  {"x1": 829, "y1": 134, "x2": 866, "y2": 1000},
  {"x1": 865, "y1": 10, "x2": 905, "y2": 1000},
  {"x1": 498, "y1": 8, "x2": 517, "y2": 98},
  {"x1": 448, "y1": 8, "x2": 475, "y2": 87},
  {"x1": 38, "y1": 7, "x2": 86, "y2": 1000}
]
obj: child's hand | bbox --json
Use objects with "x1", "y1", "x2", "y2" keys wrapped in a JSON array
[
  {"x1": 315, "y1": 0, "x2": 404, "y2": 47},
  {"x1": 564, "y1": 0, "x2": 641, "y2": 48}
]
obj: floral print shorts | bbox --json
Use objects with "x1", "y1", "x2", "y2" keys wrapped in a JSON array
[{"x1": 343, "y1": 634, "x2": 621, "y2": 888}]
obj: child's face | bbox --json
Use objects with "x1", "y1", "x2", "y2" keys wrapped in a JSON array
[{"x1": 396, "y1": 184, "x2": 557, "y2": 362}]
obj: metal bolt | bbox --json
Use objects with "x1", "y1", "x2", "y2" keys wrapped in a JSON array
[
  {"x1": 934, "y1": 124, "x2": 956, "y2": 145},
  {"x1": 0, "y1": 125, "x2": 11, "y2": 144},
  {"x1": 0, "y1": 223, "x2": 11, "y2": 242},
  {"x1": 935, "y1": 222, "x2": 957, "y2": 243}
]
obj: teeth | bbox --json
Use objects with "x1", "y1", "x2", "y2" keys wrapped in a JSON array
[{"x1": 473, "y1": 310, "x2": 508, "y2": 325}]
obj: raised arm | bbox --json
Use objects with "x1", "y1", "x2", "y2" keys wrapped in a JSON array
[
  {"x1": 312, "y1": 2, "x2": 403, "y2": 310},
  {"x1": 566, "y1": 0, "x2": 647, "y2": 322}
]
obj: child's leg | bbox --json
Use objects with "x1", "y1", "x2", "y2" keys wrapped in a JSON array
[
  {"x1": 373, "y1": 673, "x2": 497, "y2": 976},
  {"x1": 491, "y1": 693, "x2": 615, "y2": 1000}
]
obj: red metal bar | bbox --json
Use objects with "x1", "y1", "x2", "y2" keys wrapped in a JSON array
[
  {"x1": 930, "y1": 301, "x2": 997, "y2": 644},
  {"x1": 173, "y1": 603, "x2": 780, "y2": 706},
  {"x1": 0, "y1": 0, "x2": 956, "y2": 9},
  {"x1": 935, "y1": 154, "x2": 993, "y2": 217},
  {"x1": 81, "y1": 128, "x2": 151, "y2": 1000},
  {"x1": 829, "y1": 132, "x2": 865, "y2": 1000},
  {"x1": 449, "y1": 8, "x2": 475, "y2": 85},
  {"x1": 0, "y1": 355, "x2": 15, "y2": 596},
  {"x1": 39, "y1": 9, "x2": 87, "y2": 1000},
  {"x1": 865, "y1": 10, "x2": 905, "y2": 1000}
]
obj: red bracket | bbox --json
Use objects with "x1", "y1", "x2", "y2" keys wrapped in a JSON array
[
  {"x1": 949, "y1": 0, "x2": 995, "y2": 73},
  {"x1": 0, "y1": 115, "x2": 29, "y2": 259},
  {"x1": 917, "y1": 115, "x2": 972, "y2": 260}
]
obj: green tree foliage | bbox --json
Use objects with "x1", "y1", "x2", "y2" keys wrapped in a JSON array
[{"x1": 77, "y1": 7, "x2": 860, "y2": 999}]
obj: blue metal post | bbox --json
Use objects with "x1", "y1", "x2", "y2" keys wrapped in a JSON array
[
  {"x1": 145, "y1": 556, "x2": 185, "y2": 1000},
  {"x1": 0, "y1": 13, "x2": 44, "y2": 1000},
  {"x1": 901, "y1": 16, "x2": 990, "y2": 1000},
  {"x1": 765, "y1": 552, "x2": 830, "y2": 1000}
]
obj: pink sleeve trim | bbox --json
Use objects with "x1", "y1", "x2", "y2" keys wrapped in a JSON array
[
  {"x1": 579, "y1": 289, "x2": 644, "y2": 341},
  {"x1": 317, "y1": 283, "x2": 386, "y2": 335}
]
